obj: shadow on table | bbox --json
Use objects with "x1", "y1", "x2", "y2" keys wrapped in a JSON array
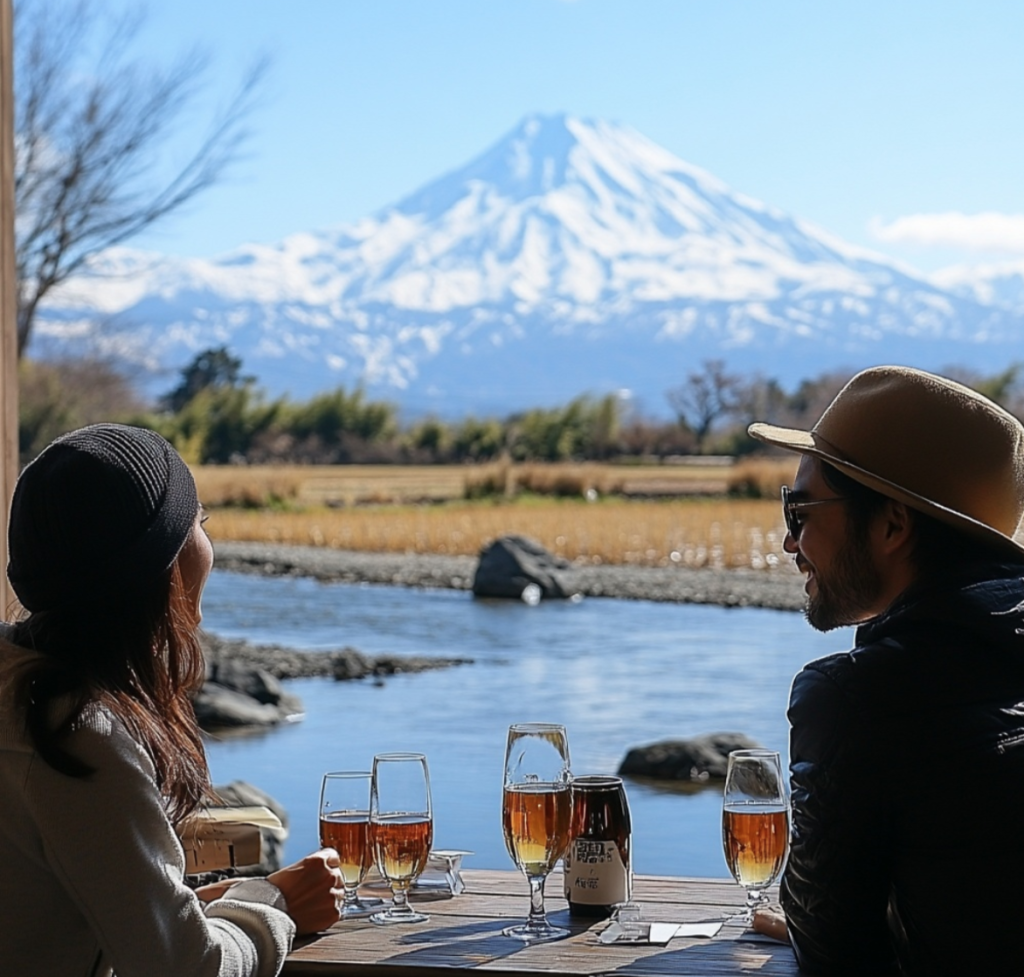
[
  {"x1": 385, "y1": 912, "x2": 588, "y2": 967},
  {"x1": 394, "y1": 919, "x2": 510, "y2": 945},
  {"x1": 385, "y1": 923, "x2": 527, "y2": 966},
  {"x1": 607, "y1": 938, "x2": 794, "y2": 974}
]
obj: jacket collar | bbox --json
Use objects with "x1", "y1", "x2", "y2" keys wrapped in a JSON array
[{"x1": 856, "y1": 559, "x2": 1024, "y2": 646}]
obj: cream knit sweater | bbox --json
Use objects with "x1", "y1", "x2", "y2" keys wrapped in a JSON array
[{"x1": 0, "y1": 631, "x2": 296, "y2": 976}]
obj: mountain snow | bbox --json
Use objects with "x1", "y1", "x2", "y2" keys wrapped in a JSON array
[
  {"x1": 36, "y1": 114, "x2": 1024, "y2": 415},
  {"x1": 932, "y1": 260, "x2": 1024, "y2": 314}
]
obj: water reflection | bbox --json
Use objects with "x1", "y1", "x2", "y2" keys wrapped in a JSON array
[{"x1": 201, "y1": 569, "x2": 849, "y2": 877}]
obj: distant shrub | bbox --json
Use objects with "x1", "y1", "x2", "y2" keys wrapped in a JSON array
[
  {"x1": 464, "y1": 462, "x2": 624, "y2": 500},
  {"x1": 282, "y1": 387, "x2": 396, "y2": 444},
  {"x1": 516, "y1": 463, "x2": 623, "y2": 498},
  {"x1": 726, "y1": 457, "x2": 796, "y2": 499},
  {"x1": 452, "y1": 417, "x2": 505, "y2": 462},
  {"x1": 463, "y1": 461, "x2": 513, "y2": 499},
  {"x1": 192, "y1": 467, "x2": 304, "y2": 509}
]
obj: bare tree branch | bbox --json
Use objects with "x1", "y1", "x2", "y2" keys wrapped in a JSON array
[
  {"x1": 666, "y1": 359, "x2": 739, "y2": 454},
  {"x1": 14, "y1": 0, "x2": 269, "y2": 356}
]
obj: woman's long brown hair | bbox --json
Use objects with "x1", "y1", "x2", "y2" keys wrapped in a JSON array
[{"x1": 11, "y1": 539, "x2": 211, "y2": 825}]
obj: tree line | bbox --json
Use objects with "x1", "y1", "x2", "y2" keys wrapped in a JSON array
[{"x1": 18, "y1": 349, "x2": 1024, "y2": 467}]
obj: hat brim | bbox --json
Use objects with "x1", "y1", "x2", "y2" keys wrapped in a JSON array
[{"x1": 748, "y1": 421, "x2": 1024, "y2": 558}]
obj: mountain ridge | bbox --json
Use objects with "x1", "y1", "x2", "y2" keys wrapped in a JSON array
[{"x1": 36, "y1": 113, "x2": 1024, "y2": 415}]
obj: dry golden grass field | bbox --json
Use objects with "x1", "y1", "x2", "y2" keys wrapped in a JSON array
[
  {"x1": 195, "y1": 459, "x2": 797, "y2": 569},
  {"x1": 192, "y1": 458, "x2": 796, "y2": 508}
]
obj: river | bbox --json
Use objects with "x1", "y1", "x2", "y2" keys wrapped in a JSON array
[{"x1": 201, "y1": 569, "x2": 850, "y2": 880}]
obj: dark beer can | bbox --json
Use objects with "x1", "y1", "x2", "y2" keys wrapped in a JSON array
[{"x1": 563, "y1": 775, "x2": 632, "y2": 917}]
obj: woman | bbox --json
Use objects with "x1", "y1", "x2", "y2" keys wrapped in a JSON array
[{"x1": 0, "y1": 424, "x2": 341, "y2": 976}]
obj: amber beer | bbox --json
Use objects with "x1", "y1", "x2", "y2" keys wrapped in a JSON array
[
  {"x1": 371, "y1": 814, "x2": 433, "y2": 885},
  {"x1": 502, "y1": 783, "x2": 572, "y2": 877},
  {"x1": 563, "y1": 776, "x2": 632, "y2": 917},
  {"x1": 722, "y1": 805, "x2": 789, "y2": 888},
  {"x1": 319, "y1": 812, "x2": 372, "y2": 887}
]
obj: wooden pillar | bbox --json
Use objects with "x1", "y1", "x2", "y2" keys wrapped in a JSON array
[{"x1": 0, "y1": 0, "x2": 16, "y2": 618}]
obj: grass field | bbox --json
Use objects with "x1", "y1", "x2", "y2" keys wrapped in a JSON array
[
  {"x1": 205, "y1": 497, "x2": 788, "y2": 569},
  {"x1": 195, "y1": 460, "x2": 797, "y2": 569},
  {"x1": 192, "y1": 458, "x2": 795, "y2": 508}
]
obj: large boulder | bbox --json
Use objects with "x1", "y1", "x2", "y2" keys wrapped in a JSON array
[
  {"x1": 618, "y1": 732, "x2": 765, "y2": 782},
  {"x1": 472, "y1": 534, "x2": 578, "y2": 600},
  {"x1": 193, "y1": 684, "x2": 286, "y2": 728},
  {"x1": 194, "y1": 659, "x2": 305, "y2": 730},
  {"x1": 210, "y1": 658, "x2": 288, "y2": 704}
]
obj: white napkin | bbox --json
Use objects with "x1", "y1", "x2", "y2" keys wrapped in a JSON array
[{"x1": 599, "y1": 920, "x2": 723, "y2": 945}]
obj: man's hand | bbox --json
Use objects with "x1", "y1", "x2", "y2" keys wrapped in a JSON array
[
  {"x1": 268, "y1": 848, "x2": 344, "y2": 935},
  {"x1": 752, "y1": 905, "x2": 790, "y2": 943}
]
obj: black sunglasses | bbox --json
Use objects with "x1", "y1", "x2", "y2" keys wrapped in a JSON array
[{"x1": 781, "y1": 485, "x2": 846, "y2": 539}]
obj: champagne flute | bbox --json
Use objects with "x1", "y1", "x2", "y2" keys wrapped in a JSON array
[
  {"x1": 318, "y1": 771, "x2": 384, "y2": 919},
  {"x1": 721, "y1": 749, "x2": 790, "y2": 923},
  {"x1": 369, "y1": 753, "x2": 433, "y2": 925},
  {"x1": 501, "y1": 722, "x2": 573, "y2": 943}
]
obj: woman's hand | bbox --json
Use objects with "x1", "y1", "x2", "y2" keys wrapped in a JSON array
[
  {"x1": 268, "y1": 848, "x2": 344, "y2": 935},
  {"x1": 752, "y1": 905, "x2": 790, "y2": 943},
  {"x1": 194, "y1": 878, "x2": 236, "y2": 903}
]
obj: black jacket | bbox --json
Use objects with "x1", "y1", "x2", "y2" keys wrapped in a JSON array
[{"x1": 781, "y1": 561, "x2": 1024, "y2": 976}]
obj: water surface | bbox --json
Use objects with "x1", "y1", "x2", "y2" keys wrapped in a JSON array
[{"x1": 201, "y1": 570, "x2": 851, "y2": 879}]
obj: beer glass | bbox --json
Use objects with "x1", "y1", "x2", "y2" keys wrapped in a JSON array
[
  {"x1": 369, "y1": 753, "x2": 433, "y2": 925},
  {"x1": 501, "y1": 722, "x2": 573, "y2": 943},
  {"x1": 318, "y1": 771, "x2": 384, "y2": 919},
  {"x1": 721, "y1": 749, "x2": 790, "y2": 923}
]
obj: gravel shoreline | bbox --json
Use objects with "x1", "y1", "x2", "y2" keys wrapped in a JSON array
[{"x1": 213, "y1": 541, "x2": 807, "y2": 612}]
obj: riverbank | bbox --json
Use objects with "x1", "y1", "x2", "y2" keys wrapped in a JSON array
[{"x1": 212, "y1": 541, "x2": 806, "y2": 612}]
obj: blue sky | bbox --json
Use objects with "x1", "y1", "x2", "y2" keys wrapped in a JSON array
[{"x1": 131, "y1": 0, "x2": 1024, "y2": 274}]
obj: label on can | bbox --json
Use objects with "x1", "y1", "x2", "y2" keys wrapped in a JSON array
[{"x1": 564, "y1": 838, "x2": 630, "y2": 905}]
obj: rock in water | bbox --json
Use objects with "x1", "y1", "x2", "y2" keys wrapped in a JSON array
[
  {"x1": 194, "y1": 658, "x2": 304, "y2": 730},
  {"x1": 472, "y1": 534, "x2": 578, "y2": 600},
  {"x1": 618, "y1": 733, "x2": 764, "y2": 782}
]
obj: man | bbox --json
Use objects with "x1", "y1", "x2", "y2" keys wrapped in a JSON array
[{"x1": 747, "y1": 365, "x2": 1024, "y2": 976}]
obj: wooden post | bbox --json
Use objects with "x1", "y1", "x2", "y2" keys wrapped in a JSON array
[{"x1": 0, "y1": 0, "x2": 16, "y2": 619}]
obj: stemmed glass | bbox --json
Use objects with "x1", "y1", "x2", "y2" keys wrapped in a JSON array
[
  {"x1": 721, "y1": 749, "x2": 790, "y2": 923},
  {"x1": 318, "y1": 771, "x2": 384, "y2": 919},
  {"x1": 369, "y1": 753, "x2": 433, "y2": 925},
  {"x1": 501, "y1": 722, "x2": 573, "y2": 943}
]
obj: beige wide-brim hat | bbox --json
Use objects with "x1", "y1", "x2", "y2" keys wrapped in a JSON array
[{"x1": 747, "y1": 365, "x2": 1024, "y2": 557}]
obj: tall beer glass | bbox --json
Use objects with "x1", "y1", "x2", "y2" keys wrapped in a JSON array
[
  {"x1": 318, "y1": 771, "x2": 383, "y2": 918},
  {"x1": 722, "y1": 749, "x2": 790, "y2": 922},
  {"x1": 501, "y1": 723, "x2": 572, "y2": 943},
  {"x1": 369, "y1": 753, "x2": 433, "y2": 925}
]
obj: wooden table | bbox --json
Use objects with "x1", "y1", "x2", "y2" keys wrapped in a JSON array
[{"x1": 284, "y1": 870, "x2": 797, "y2": 976}]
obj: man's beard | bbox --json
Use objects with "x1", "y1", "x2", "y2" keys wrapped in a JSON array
[{"x1": 804, "y1": 529, "x2": 884, "y2": 632}]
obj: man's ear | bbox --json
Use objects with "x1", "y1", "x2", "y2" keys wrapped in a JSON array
[{"x1": 876, "y1": 499, "x2": 915, "y2": 555}]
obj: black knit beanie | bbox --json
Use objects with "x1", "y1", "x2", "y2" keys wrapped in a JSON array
[{"x1": 7, "y1": 424, "x2": 199, "y2": 612}]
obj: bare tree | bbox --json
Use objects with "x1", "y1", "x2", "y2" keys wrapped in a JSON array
[
  {"x1": 14, "y1": 0, "x2": 268, "y2": 357},
  {"x1": 666, "y1": 359, "x2": 739, "y2": 453},
  {"x1": 18, "y1": 354, "x2": 147, "y2": 459}
]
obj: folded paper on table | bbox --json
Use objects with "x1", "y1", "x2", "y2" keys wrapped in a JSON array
[
  {"x1": 676, "y1": 922, "x2": 725, "y2": 939},
  {"x1": 178, "y1": 806, "x2": 284, "y2": 874},
  {"x1": 599, "y1": 920, "x2": 724, "y2": 945}
]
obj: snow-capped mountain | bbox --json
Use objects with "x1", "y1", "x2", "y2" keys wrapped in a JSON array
[
  {"x1": 932, "y1": 260, "x2": 1024, "y2": 315},
  {"x1": 38, "y1": 114, "x2": 1024, "y2": 415}
]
